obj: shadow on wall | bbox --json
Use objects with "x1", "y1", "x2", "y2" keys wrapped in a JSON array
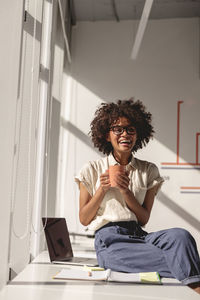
[
  {"x1": 24, "y1": 11, "x2": 42, "y2": 42},
  {"x1": 61, "y1": 117, "x2": 103, "y2": 157},
  {"x1": 157, "y1": 191, "x2": 200, "y2": 231},
  {"x1": 44, "y1": 98, "x2": 61, "y2": 216}
]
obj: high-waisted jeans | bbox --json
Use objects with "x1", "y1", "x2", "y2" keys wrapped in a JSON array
[{"x1": 95, "y1": 221, "x2": 200, "y2": 285}]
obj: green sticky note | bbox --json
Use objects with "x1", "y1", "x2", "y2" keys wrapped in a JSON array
[{"x1": 83, "y1": 265, "x2": 105, "y2": 271}]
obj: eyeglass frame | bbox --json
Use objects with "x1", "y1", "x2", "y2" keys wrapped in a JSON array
[{"x1": 110, "y1": 125, "x2": 137, "y2": 136}]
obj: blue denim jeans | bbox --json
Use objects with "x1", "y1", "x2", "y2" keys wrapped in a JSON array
[{"x1": 95, "y1": 221, "x2": 200, "y2": 285}]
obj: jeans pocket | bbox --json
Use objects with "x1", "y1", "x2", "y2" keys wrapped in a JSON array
[{"x1": 96, "y1": 226, "x2": 121, "y2": 249}]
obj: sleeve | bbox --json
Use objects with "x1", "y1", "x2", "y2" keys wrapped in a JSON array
[
  {"x1": 74, "y1": 162, "x2": 96, "y2": 196},
  {"x1": 147, "y1": 163, "x2": 164, "y2": 195}
]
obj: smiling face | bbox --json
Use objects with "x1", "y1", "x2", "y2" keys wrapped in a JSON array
[{"x1": 106, "y1": 117, "x2": 137, "y2": 162}]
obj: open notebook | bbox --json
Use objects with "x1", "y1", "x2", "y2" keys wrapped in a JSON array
[{"x1": 53, "y1": 268, "x2": 161, "y2": 284}]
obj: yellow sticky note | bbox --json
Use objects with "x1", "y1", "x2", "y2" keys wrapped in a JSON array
[{"x1": 139, "y1": 272, "x2": 161, "y2": 284}]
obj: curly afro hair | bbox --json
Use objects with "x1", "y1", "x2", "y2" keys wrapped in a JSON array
[{"x1": 89, "y1": 98, "x2": 154, "y2": 155}]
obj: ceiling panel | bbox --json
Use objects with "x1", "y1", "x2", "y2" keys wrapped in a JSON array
[{"x1": 71, "y1": 0, "x2": 200, "y2": 23}]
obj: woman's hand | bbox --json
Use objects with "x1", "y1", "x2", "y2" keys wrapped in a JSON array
[
  {"x1": 79, "y1": 170, "x2": 110, "y2": 226},
  {"x1": 100, "y1": 170, "x2": 111, "y2": 192},
  {"x1": 114, "y1": 171, "x2": 130, "y2": 193}
]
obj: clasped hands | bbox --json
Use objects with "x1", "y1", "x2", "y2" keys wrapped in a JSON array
[{"x1": 100, "y1": 170, "x2": 130, "y2": 193}]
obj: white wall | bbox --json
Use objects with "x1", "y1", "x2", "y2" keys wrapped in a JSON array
[
  {"x1": 59, "y1": 17, "x2": 200, "y2": 249},
  {"x1": 0, "y1": 0, "x2": 24, "y2": 287},
  {"x1": 47, "y1": 0, "x2": 65, "y2": 217},
  {"x1": 9, "y1": 0, "x2": 45, "y2": 276},
  {"x1": 0, "y1": 0, "x2": 68, "y2": 286},
  {"x1": 0, "y1": 0, "x2": 53, "y2": 284}
]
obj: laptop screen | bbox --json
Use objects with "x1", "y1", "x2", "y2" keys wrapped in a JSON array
[{"x1": 42, "y1": 218, "x2": 73, "y2": 261}]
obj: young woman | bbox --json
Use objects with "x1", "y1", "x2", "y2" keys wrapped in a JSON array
[{"x1": 75, "y1": 99, "x2": 200, "y2": 294}]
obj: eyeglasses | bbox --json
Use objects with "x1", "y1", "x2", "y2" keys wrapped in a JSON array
[{"x1": 110, "y1": 125, "x2": 136, "y2": 135}]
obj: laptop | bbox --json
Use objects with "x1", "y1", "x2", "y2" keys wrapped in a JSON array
[{"x1": 42, "y1": 217, "x2": 98, "y2": 266}]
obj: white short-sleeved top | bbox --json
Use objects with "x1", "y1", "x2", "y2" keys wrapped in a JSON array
[{"x1": 75, "y1": 153, "x2": 164, "y2": 232}]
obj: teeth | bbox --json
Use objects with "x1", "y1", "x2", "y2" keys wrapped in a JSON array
[{"x1": 119, "y1": 140, "x2": 131, "y2": 144}]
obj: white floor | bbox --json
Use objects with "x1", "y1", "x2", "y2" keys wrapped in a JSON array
[{"x1": 0, "y1": 236, "x2": 199, "y2": 300}]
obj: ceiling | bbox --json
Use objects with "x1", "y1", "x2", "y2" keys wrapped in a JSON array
[{"x1": 70, "y1": 0, "x2": 200, "y2": 24}]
